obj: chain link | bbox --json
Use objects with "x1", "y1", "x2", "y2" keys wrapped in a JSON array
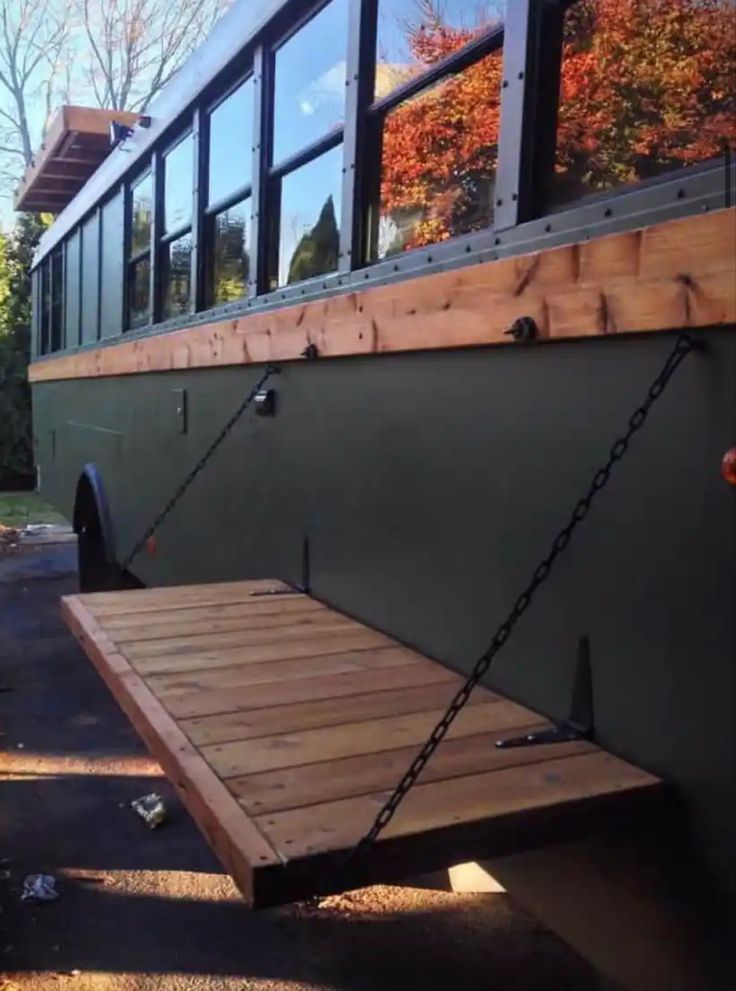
[
  {"x1": 119, "y1": 365, "x2": 279, "y2": 574},
  {"x1": 347, "y1": 333, "x2": 696, "y2": 865}
]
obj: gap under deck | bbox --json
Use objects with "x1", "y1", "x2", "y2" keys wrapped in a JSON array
[{"x1": 62, "y1": 578, "x2": 664, "y2": 907}]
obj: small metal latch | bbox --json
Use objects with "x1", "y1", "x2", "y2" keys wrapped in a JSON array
[
  {"x1": 496, "y1": 636, "x2": 594, "y2": 749},
  {"x1": 171, "y1": 388, "x2": 187, "y2": 434},
  {"x1": 254, "y1": 388, "x2": 276, "y2": 416},
  {"x1": 504, "y1": 316, "x2": 538, "y2": 342}
]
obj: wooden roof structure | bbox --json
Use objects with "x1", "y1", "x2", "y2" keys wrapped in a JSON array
[
  {"x1": 15, "y1": 106, "x2": 141, "y2": 214},
  {"x1": 62, "y1": 577, "x2": 665, "y2": 907}
]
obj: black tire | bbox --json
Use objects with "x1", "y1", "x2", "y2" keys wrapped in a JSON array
[
  {"x1": 77, "y1": 506, "x2": 119, "y2": 592},
  {"x1": 75, "y1": 476, "x2": 144, "y2": 593}
]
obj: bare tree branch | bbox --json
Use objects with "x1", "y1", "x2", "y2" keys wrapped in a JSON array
[
  {"x1": 0, "y1": 0, "x2": 229, "y2": 208},
  {"x1": 0, "y1": 0, "x2": 69, "y2": 181},
  {"x1": 75, "y1": 0, "x2": 230, "y2": 114}
]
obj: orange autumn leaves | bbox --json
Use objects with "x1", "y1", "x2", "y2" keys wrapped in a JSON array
[
  {"x1": 380, "y1": 0, "x2": 736, "y2": 251},
  {"x1": 555, "y1": 0, "x2": 736, "y2": 201}
]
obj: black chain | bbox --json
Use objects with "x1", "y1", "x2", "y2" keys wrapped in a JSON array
[
  {"x1": 120, "y1": 365, "x2": 279, "y2": 573},
  {"x1": 347, "y1": 333, "x2": 696, "y2": 865}
]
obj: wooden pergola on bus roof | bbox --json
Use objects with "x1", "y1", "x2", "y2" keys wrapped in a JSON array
[{"x1": 14, "y1": 106, "x2": 141, "y2": 213}]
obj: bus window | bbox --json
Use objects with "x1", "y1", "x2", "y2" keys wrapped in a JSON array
[
  {"x1": 367, "y1": 2, "x2": 505, "y2": 261},
  {"x1": 50, "y1": 248, "x2": 64, "y2": 352},
  {"x1": 272, "y1": 144, "x2": 342, "y2": 289},
  {"x1": 268, "y1": 0, "x2": 349, "y2": 289},
  {"x1": 65, "y1": 231, "x2": 81, "y2": 347},
  {"x1": 374, "y1": 0, "x2": 505, "y2": 101},
  {"x1": 162, "y1": 231, "x2": 193, "y2": 318},
  {"x1": 272, "y1": 0, "x2": 349, "y2": 167},
  {"x1": 549, "y1": 0, "x2": 736, "y2": 208},
  {"x1": 205, "y1": 77, "x2": 254, "y2": 306},
  {"x1": 161, "y1": 133, "x2": 194, "y2": 318},
  {"x1": 208, "y1": 78, "x2": 253, "y2": 207},
  {"x1": 210, "y1": 200, "x2": 251, "y2": 306},
  {"x1": 129, "y1": 256, "x2": 151, "y2": 328},
  {"x1": 39, "y1": 261, "x2": 50, "y2": 356},
  {"x1": 163, "y1": 134, "x2": 194, "y2": 235},
  {"x1": 128, "y1": 171, "x2": 153, "y2": 328},
  {"x1": 80, "y1": 212, "x2": 100, "y2": 344}
]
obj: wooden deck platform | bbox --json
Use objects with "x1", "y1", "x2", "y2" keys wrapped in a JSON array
[{"x1": 61, "y1": 579, "x2": 664, "y2": 907}]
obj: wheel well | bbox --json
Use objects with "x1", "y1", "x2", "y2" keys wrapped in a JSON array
[{"x1": 73, "y1": 465, "x2": 116, "y2": 565}]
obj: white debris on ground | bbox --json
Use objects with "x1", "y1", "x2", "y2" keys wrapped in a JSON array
[{"x1": 20, "y1": 875, "x2": 59, "y2": 903}]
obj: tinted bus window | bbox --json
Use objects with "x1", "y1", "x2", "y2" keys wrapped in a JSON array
[
  {"x1": 550, "y1": 0, "x2": 736, "y2": 207},
  {"x1": 50, "y1": 248, "x2": 64, "y2": 351},
  {"x1": 80, "y1": 213, "x2": 100, "y2": 344},
  {"x1": 163, "y1": 134, "x2": 193, "y2": 234},
  {"x1": 374, "y1": 0, "x2": 505, "y2": 101},
  {"x1": 65, "y1": 232, "x2": 81, "y2": 347},
  {"x1": 208, "y1": 78, "x2": 254, "y2": 207},
  {"x1": 272, "y1": 143, "x2": 342, "y2": 287},
  {"x1": 272, "y1": 0, "x2": 349, "y2": 165}
]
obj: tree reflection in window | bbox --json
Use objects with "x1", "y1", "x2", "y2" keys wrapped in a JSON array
[
  {"x1": 129, "y1": 257, "x2": 151, "y2": 327},
  {"x1": 287, "y1": 196, "x2": 339, "y2": 284},
  {"x1": 375, "y1": 0, "x2": 505, "y2": 101},
  {"x1": 131, "y1": 174, "x2": 154, "y2": 256},
  {"x1": 274, "y1": 143, "x2": 342, "y2": 287},
  {"x1": 552, "y1": 0, "x2": 735, "y2": 204},
  {"x1": 211, "y1": 200, "x2": 250, "y2": 305},
  {"x1": 375, "y1": 44, "x2": 504, "y2": 259},
  {"x1": 163, "y1": 233, "x2": 192, "y2": 318}
]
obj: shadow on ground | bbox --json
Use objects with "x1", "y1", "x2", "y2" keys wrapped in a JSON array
[{"x1": 0, "y1": 544, "x2": 617, "y2": 990}]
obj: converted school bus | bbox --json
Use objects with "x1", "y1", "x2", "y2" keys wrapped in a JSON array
[{"x1": 20, "y1": 1, "x2": 735, "y2": 988}]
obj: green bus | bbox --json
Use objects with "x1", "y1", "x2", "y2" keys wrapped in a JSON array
[{"x1": 23, "y1": 1, "x2": 735, "y2": 987}]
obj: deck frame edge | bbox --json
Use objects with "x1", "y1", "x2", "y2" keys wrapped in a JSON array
[{"x1": 61, "y1": 594, "x2": 282, "y2": 905}]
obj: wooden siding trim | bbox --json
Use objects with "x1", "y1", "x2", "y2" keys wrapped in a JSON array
[{"x1": 29, "y1": 207, "x2": 736, "y2": 383}]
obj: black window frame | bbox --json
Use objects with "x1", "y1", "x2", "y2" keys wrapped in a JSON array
[
  {"x1": 49, "y1": 245, "x2": 65, "y2": 352},
  {"x1": 39, "y1": 259, "x2": 50, "y2": 356},
  {"x1": 158, "y1": 128, "x2": 196, "y2": 320},
  {"x1": 361, "y1": 3, "x2": 508, "y2": 264},
  {"x1": 263, "y1": 0, "x2": 350, "y2": 294},
  {"x1": 30, "y1": 0, "x2": 733, "y2": 349},
  {"x1": 202, "y1": 72, "x2": 256, "y2": 308},
  {"x1": 126, "y1": 166, "x2": 155, "y2": 330}
]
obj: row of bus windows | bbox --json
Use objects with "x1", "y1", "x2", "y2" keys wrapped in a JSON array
[{"x1": 36, "y1": 0, "x2": 735, "y2": 354}]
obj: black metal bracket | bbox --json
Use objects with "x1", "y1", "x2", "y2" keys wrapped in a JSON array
[
  {"x1": 504, "y1": 315, "x2": 538, "y2": 342},
  {"x1": 296, "y1": 534, "x2": 311, "y2": 594},
  {"x1": 301, "y1": 343, "x2": 319, "y2": 360},
  {"x1": 249, "y1": 535, "x2": 311, "y2": 597},
  {"x1": 496, "y1": 635, "x2": 594, "y2": 749},
  {"x1": 254, "y1": 388, "x2": 276, "y2": 416},
  {"x1": 249, "y1": 588, "x2": 294, "y2": 597}
]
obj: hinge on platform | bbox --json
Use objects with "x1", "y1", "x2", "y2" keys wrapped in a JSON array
[{"x1": 496, "y1": 635, "x2": 594, "y2": 749}]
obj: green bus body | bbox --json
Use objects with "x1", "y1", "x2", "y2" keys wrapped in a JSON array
[{"x1": 24, "y1": 0, "x2": 736, "y2": 985}]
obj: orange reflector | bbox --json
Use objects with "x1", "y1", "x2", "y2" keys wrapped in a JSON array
[
  {"x1": 145, "y1": 536, "x2": 157, "y2": 557},
  {"x1": 722, "y1": 447, "x2": 736, "y2": 487}
]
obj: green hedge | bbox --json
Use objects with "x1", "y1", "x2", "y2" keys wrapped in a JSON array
[{"x1": 0, "y1": 215, "x2": 46, "y2": 486}]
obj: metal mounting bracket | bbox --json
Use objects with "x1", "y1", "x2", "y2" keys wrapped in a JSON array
[
  {"x1": 496, "y1": 635, "x2": 594, "y2": 749},
  {"x1": 249, "y1": 535, "x2": 311, "y2": 597}
]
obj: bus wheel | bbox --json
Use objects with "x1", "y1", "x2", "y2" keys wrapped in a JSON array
[
  {"x1": 74, "y1": 470, "x2": 143, "y2": 593},
  {"x1": 77, "y1": 502, "x2": 119, "y2": 592}
]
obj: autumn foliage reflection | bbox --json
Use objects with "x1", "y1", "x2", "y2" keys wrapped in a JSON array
[{"x1": 378, "y1": 0, "x2": 736, "y2": 256}]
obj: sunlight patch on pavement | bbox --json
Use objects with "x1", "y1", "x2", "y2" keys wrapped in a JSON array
[{"x1": 1, "y1": 751, "x2": 163, "y2": 780}]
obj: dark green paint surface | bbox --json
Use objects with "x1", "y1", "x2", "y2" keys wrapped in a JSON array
[{"x1": 32, "y1": 330, "x2": 736, "y2": 909}]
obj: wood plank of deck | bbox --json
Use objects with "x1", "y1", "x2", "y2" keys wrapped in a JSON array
[{"x1": 62, "y1": 578, "x2": 665, "y2": 908}]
